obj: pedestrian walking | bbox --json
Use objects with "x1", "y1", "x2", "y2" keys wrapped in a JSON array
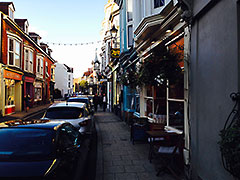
[
  {"x1": 103, "y1": 94, "x2": 107, "y2": 112},
  {"x1": 93, "y1": 94, "x2": 99, "y2": 112},
  {"x1": 24, "y1": 94, "x2": 31, "y2": 112}
]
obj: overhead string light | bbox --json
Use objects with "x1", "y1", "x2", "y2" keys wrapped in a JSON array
[{"x1": 45, "y1": 40, "x2": 102, "y2": 46}]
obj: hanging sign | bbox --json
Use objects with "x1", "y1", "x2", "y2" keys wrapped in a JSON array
[{"x1": 110, "y1": 48, "x2": 120, "y2": 58}]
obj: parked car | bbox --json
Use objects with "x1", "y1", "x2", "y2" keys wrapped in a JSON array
[
  {"x1": 67, "y1": 96, "x2": 94, "y2": 114},
  {"x1": 42, "y1": 102, "x2": 94, "y2": 135},
  {"x1": 0, "y1": 119, "x2": 88, "y2": 179}
]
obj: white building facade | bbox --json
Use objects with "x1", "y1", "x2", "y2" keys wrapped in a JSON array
[{"x1": 54, "y1": 63, "x2": 73, "y2": 97}]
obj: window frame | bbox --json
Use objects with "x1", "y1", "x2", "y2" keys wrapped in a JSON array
[{"x1": 7, "y1": 34, "x2": 22, "y2": 68}]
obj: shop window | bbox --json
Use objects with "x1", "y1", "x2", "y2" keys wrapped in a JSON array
[
  {"x1": 168, "y1": 101, "x2": 184, "y2": 130},
  {"x1": 35, "y1": 88, "x2": 42, "y2": 101},
  {"x1": 167, "y1": 73, "x2": 184, "y2": 130},
  {"x1": 5, "y1": 80, "x2": 15, "y2": 106},
  {"x1": 144, "y1": 85, "x2": 166, "y2": 121}
]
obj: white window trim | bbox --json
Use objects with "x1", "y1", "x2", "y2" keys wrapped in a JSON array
[
  {"x1": 8, "y1": 5, "x2": 14, "y2": 19},
  {"x1": 151, "y1": 0, "x2": 171, "y2": 15},
  {"x1": 166, "y1": 80, "x2": 184, "y2": 130},
  {"x1": 7, "y1": 33, "x2": 22, "y2": 68},
  {"x1": 36, "y1": 54, "x2": 44, "y2": 75},
  {"x1": 24, "y1": 46, "x2": 34, "y2": 72}
]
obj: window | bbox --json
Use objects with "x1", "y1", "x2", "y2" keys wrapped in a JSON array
[
  {"x1": 154, "y1": 0, "x2": 165, "y2": 8},
  {"x1": 37, "y1": 58, "x2": 40, "y2": 73},
  {"x1": 5, "y1": 80, "x2": 15, "y2": 106},
  {"x1": 29, "y1": 51, "x2": 33, "y2": 72},
  {"x1": 8, "y1": 37, "x2": 21, "y2": 68},
  {"x1": 167, "y1": 74, "x2": 184, "y2": 130},
  {"x1": 40, "y1": 59, "x2": 43, "y2": 75},
  {"x1": 127, "y1": 25, "x2": 133, "y2": 47},
  {"x1": 45, "y1": 61, "x2": 48, "y2": 76},
  {"x1": 24, "y1": 49, "x2": 29, "y2": 71},
  {"x1": 144, "y1": 85, "x2": 166, "y2": 122},
  {"x1": 127, "y1": 0, "x2": 133, "y2": 22},
  {"x1": 37, "y1": 56, "x2": 44, "y2": 75},
  {"x1": 34, "y1": 87, "x2": 42, "y2": 101},
  {"x1": 9, "y1": 8, "x2": 14, "y2": 19}
]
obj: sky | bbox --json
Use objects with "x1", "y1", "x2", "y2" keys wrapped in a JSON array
[{"x1": 4, "y1": 0, "x2": 107, "y2": 78}]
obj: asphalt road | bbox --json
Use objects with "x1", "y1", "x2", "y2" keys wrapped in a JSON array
[{"x1": 26, "y1": 111, "x2": 97, "y2": 180}]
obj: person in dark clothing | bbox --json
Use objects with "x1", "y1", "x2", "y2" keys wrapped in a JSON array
[
  {"x1": 24, "y1": 94, "x2": 31, "y2": 112},
  {"x1": 93, "y1": 94, "x2": 99, "y2": 112}
]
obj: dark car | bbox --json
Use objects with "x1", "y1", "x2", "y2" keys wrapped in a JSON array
[
  {"x1": 42, "y1": 102, "x2": 94, "y2": 135},
  {"x1": 0, "y1": 120, "x2": 89, "y2": 179},
  {"x1": 67, "y1": 96, "x2": 94, "y2": 114}
]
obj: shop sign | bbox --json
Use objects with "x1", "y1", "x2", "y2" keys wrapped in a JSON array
[
  {"x1": 110, "y1": 48, "x2": 120, "y2": 58},
  {"x1": 4, "y1": 70, "x2": 22, "y2": 81}
]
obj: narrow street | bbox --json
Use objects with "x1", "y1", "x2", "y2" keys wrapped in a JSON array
[{"x1": 95, "y1": 110, "x2": 176, "y2": 180}]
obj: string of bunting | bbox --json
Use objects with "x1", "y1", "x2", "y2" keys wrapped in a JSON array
[{"x1": 45, "y1": 40, "x2": 102, "y2": 46}]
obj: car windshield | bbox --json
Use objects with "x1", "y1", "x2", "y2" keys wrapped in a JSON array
[
  {"x1": 67, "y1": 98, "x2": 89, "y2": 104},
  {"x1": 45, "y1": 107, "x2": 83, "y2": 119},
  {"x1": 0, "y1": 128, "x2": 55, "y2": 161}
]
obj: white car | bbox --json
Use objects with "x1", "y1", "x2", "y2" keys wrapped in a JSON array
[{"x1": 42, "y1": 102, "x2": 94, "y2": 135}]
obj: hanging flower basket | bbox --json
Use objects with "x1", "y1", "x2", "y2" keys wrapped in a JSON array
[
  {"x1": 218, "y1": 93, "x2": 240, "y2": 179},
  {"x1": 138, "y1": 48, "x2": 183, "y2": 87}
]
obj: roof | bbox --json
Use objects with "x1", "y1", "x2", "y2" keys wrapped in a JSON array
[
  {"x1": 0, "y1": 2, "x2": 15, "y2": 11},
  {"x1": 49, "y1": 102, "x2": 86, "y2": 109},
  {"x1": 0, "y1": 119, "x2": 66, "y2": 130}
]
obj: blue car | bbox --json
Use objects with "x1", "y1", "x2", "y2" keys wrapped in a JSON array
[{"x1": 0, "y1": 120, "x2": 89, "y2": 179}]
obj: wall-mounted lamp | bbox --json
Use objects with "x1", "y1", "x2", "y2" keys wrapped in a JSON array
[
  {"x1": 110, "y1": 25, "x2": 118, "y2": 39},
  {"x1": 166, "y1": 25, "x2": 173, "y2": 33}
]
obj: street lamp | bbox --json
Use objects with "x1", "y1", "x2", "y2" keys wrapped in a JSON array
[{"x1": 110, "y1": 25, "x2": 118, "y2": 48}]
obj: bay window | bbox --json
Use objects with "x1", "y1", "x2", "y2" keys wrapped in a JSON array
[
  {"x1": 24, "y1": 48, "x2": 33, "y2": 72},
  {"x1": 8, "y1": 37, "x2": 21, "y2": 68}
]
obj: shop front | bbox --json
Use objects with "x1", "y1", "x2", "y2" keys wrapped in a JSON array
[
  {"x1": 23, "y1": 75, "x2": 35, "y2": 108},
  {"x1": 3, "y1": 69, "x2": 23, "y2": 115},
  {"x1": 34, "y1": 81, "x2": 43, "y2": 105}
]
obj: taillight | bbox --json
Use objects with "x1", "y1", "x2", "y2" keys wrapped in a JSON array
[{"x1": 79, "y1": 121, "x2": 88, "y2": 126}]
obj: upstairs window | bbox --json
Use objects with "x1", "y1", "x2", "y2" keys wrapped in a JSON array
[
  {"x1": 37, "y1": 56, "x2": 44, "y2": 75},
  {"x1": 8, "y1": 37, "x2": 21, "y2": 68},
  {"x1": 40, "y1": 59, "x2": 43, "y2": 75},
  {"x1": 154, "y1": 0, "x2": 164, "y2": 8},
  {"x1": 24, "y1": 49, "x2": 29, "y2": 71},
  {"x1": 45, "y1": 61, "x2": 48, "y2": 76},
  {"x1": 29, "y1": 51, "x2": 33, "y2": 72},
  {"x1": 127, "y1": 25, "x2": 133, "y2": 48},
  {"x1": 9, "y1": 7, "x2": 14, "y2": 19},
  {"x1": 37, "y1": 58, "x2": 40, "y2": 73}
]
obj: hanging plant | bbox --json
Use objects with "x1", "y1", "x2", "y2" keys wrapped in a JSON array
[
  {"x1": 138, "y1": 48, "x2": 183, "y2": 87},
  {"x1": 120, "y1": 68, "x2": 141, "y2": 89},
  {"x1": 218, "y1": 93, "x2": 240, "y2": 179}
]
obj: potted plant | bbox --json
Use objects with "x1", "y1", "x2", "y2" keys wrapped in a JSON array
[{"x1": 218, "y1": 93, "x2": 240, "y2": 179}]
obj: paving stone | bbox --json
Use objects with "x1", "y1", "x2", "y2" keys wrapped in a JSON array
[
  {"x1": 124, "y1": 165, "x2": 146, "y2": 173},
  {"x1": 113, "y1": 160, "x2": 133, "y2": 166},
  {"x1": 103, "y1": 173, "x2": 115, "y2": 180},
  {"x1": 104, "y1": 165, "x2": 125, "y2": 173},
  {"x1": 115, "y1": 173, "x2": 138, "y2": 180}
]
